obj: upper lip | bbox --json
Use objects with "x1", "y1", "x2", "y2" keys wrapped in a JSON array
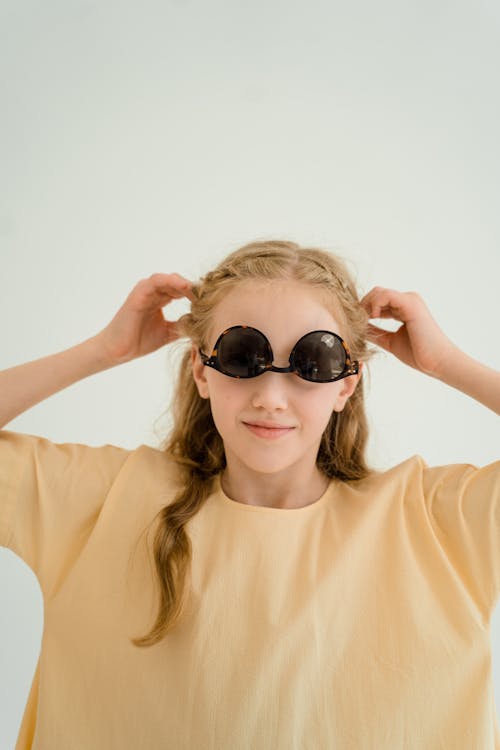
[{"x1": 243, "y1": 420, "x2": 295, "y2": 429}]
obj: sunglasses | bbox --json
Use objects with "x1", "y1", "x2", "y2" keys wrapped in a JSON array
[{"x1": 198, "y1": 325, "x2": 359, "y2": 383}]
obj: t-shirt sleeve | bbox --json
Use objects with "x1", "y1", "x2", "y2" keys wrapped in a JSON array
[
  {"x1": 420, "y1": 455, "x2": 500, "y2": 619},
  {"x1": 0, "y1": 429, "x2": 132, "y2": 597}
]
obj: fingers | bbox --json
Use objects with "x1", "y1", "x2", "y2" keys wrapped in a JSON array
[
  {"x1": 148, "y1": 272, "x2": 192, "y2": 293},
  {"x1": 365, "y1": 322, "x2": 394, "y2": 352},
  {"x1": 167, "y1": 312, "x2": 193, "y2": 340},
  {"x1": 138, "y1": 273, "x2": 196, "y2": 303},
  {"x1": 360, "y1": 287, "x2": 421, "y2": 322}
]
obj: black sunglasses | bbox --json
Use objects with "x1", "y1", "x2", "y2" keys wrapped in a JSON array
[{"x1": 198, "y1": 325, "x2": 359, "y2": 383}]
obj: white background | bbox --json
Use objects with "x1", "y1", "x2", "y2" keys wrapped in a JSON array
[{"x1": 1, "y1": 0, "x2": 499, "y2": 746}]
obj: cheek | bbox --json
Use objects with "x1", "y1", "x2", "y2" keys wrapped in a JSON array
[
  {"x1": 206, "y1": 379, "x2": 243, "y2": 426},
  {"x1": 303, "y1": 388, "x2": 340, "y2": 427}
]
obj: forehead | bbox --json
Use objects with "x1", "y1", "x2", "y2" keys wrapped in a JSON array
[{"x1": 208, "y1": 280, "x2": 345, "y2": 347}]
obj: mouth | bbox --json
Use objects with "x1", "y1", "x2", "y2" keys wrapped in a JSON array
[{"x1": 243, "y1": 422, "x2": 296, "y2": 440}]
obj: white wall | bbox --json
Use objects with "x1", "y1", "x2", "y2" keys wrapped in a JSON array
[{"x1": 1, "y1": 0, "x2": 499, "y2": 746}]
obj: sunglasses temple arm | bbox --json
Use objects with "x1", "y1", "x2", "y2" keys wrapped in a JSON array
[{"x1": 198, "y1": 348, "x2": 210, "y2": 365}]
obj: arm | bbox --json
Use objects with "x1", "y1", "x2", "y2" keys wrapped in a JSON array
[
  {"x1": 434, "y1": 347, "x2": 500, "y2": 416},
  {"x1": 359, "y1": 287, "x2": 500, "y2": 416},
  {"x1": 0, "y1": 336, "x2": 115, "y2": 429},
  {"x1": 0, "y1": 272, "x2": 195, "y2": 430}
]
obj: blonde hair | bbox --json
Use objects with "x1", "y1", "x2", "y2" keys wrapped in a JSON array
[{"x1": 129, "y1": 239, "x2": 377, "y2": 648}]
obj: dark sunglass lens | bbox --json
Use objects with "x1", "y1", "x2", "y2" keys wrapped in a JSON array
[
  {"x1": 293, "y1": 332, "x2": 346, "y2": 381},
  {"x1": 218, "y1": 328, "x2": 270, "y2": 377}
]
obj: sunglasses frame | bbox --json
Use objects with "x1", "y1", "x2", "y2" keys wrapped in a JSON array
[{"x1": 198, "y1": 324, "x2": 360, "y2": 383}]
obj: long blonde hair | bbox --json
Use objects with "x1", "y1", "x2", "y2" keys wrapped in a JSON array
[{"x1": 130, "y1": 239, "x2": 377, "y2": 648}]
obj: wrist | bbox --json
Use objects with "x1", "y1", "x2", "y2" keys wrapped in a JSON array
[
  {"x1": 81, "y1": 335, "x2": 120, "y2": 373},
  {"x1": 433, "y1": 344, "x2": 469, "y2": 384}
]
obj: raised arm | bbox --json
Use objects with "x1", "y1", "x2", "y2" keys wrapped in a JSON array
[
  {"x1": 0, "y1": 337, "x2": 113, "y2": 428},
  {"x1": 433, "y1": 348, "x2": 500, "y2": 416},
  {"x1": 359, "y1": 287, "x2": 500, "y2": 416},
  {"x1": 0, "y1": 273, "x2": 195, "y2": 429}
]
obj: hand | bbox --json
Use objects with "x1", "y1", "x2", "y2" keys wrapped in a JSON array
[
  {"x1": 359, "y1": 287, "x2": 458, "y2": 378},
  {"x1": 95, "y1": 273, "x2": 196, "y2": 365}
]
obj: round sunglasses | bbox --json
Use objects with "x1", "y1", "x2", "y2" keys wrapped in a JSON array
[{"x1": 198, "y1": 325, "x2": 359, "y2": 383}]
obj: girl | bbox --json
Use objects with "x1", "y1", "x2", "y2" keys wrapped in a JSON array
[{"x1": 1, "y1": 239, "x2": 499, "y2": 749}]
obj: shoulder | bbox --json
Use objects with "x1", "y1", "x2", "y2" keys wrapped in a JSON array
[
  {"x1": 345, "y1": 455, "x2": 426, "y2": 492},
  {"x1": 339, "y1": 455, "x2": 476, "y2": 500},
  {"x1": 125, "y1": 443, "x2": 186, "y2": 493},
  {"x1": 367, "y1": 453, "x2": 500, "y2": 501}
]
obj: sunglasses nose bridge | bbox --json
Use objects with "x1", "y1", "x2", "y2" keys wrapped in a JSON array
[
  {"x1": 266, "y1": 363, "x2": 295, "y2": 374},
  {"x1": 255, "y1": 334, "x2": 292, "y2": 371}
]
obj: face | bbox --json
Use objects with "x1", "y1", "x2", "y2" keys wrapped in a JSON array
[{"x1": 190, "y1": 280, "x2": 363, "y2": 477}]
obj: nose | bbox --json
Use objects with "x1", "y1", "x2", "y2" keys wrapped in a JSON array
[{"x1": 250, "y1": 369, "x2": 294, "y2": 409}]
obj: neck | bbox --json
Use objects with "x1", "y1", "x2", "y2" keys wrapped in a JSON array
[{"x1": 220, "y1": 467, "x2": 330, "y2": 509}]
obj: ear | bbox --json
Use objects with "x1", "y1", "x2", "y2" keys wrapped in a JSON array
[
  {"x1": 191, "y1": 343, "x2": 210, "y2": 400},
  {"x1": 333, "y1": 361, "x2": 364, "y2": 412}
]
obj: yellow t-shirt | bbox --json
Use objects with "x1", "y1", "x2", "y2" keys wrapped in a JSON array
[{"x1": 1, "y1": 429, "x2": 500, "y2": 750}]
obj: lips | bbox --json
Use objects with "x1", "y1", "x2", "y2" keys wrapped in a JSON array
[
  {"x1": 243, "y1": 422, "x2": 296, "y2": 440},
  {"x1": 243, "y1": 421, "x2": 295, "y2": 429}
]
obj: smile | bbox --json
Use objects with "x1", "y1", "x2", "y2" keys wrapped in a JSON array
[{"x1": 243, "y1": 423, "x2": 296, "y2": 439}]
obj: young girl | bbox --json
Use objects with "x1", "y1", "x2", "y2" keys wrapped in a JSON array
[{"x1": 1, "y1": 239, "x2": 499, "y2": 749}]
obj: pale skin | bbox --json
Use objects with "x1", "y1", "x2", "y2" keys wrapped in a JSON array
[
  {"x1": 190, "y1": 280, "x2": 362, "y2": 508},
  {"x1": 93, "y1": 273, "x2": 499, "y2": 509},
  {"x1": 89, "y1": 274, "x2": 499, "y2": 420},
  {"x1": 4, "y1": 273, "x2": 496, "y2": 504},
  {"x1": 359, "y1": 287, "x2": 500, "y2": 416}
]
